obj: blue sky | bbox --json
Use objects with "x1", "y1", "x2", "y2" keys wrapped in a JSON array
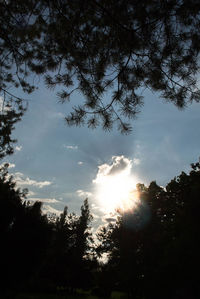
[{"x1": 2, "y1": 82, "x2": 200, "y2": 228}]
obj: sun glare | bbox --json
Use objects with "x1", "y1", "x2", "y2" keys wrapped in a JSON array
[{"x1": 94, "y1": 170, "x2": 139, "y2": 214}]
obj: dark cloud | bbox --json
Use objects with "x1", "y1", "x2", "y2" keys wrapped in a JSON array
[
  {"x1": 107, "y1": 156, "x2": 131, "y2": 176},
  {"x1": 93, "y1": 155, "x2": 132, "y2": 184}
]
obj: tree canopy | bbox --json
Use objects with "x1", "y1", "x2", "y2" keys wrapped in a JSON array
[
  {"x1": 97, "y1": 162, "x2": 200, "y2": 298},
  {"x1": 0, "y1": 91, "x2": 26, "y2": 159},
  {"x1": 1, "y1": 0, "x2": 200, "y2": 135},
  {"x1": 0, "y1": 163, "x2": 95, "y2": 292},
  {"x1": 1, "y1": 157, "x2": 200, "y2": 296}
]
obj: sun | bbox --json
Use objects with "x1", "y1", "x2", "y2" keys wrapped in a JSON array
[{"x1": 94, "y1": 170, "x2": 139, "y2": 214}]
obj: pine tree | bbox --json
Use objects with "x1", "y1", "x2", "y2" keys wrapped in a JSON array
[{"x1": 1, "y1": 0, "x2": 200, "y2": 133}]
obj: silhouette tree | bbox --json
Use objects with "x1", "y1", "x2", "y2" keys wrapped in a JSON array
[
  {"x1": 1, "y1": 0, "x2": 200, "y2": 132},
  {"x1": 9, "y1": 200, "x2": 52, "y2": 289},
  {"x1": 0, "y1": 161, "x2": 96, "y2": 293},
  {"x1": 1, "y1": 153, "x2": 200, "y2": 297},
  {"x1": 68, "y1": 199, "x2": 95, "y2": 290},
  {"x1": 0, "y1": 91, "x2": 26, "y2": 159},
  {"x1": 74, "y1": 199, "x2": 93, "y2": 261},
  {"x1": 0, "y1": 163, "x2": 26, "y2": 234},
  {"x1": 0, "y1": 163, "x2": 51, "y2": 291},
  {"x1": 38, "y1": 199, "x2": 95, "y2": 291},
  {"x1": 97, "y1": 162, "x2": 200, "y2": 298},
  {"x1": 38, "y1": 207, "x2": 79, "y2": 289}
]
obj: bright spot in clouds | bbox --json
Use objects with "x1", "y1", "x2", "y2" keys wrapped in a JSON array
[{"x1": 93, "y1": 156, "x2": 139, "y2": 213}]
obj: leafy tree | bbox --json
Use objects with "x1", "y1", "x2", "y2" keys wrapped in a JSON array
[
  {"x1": 0, "y1": 163, "x2": 96, "y2": 293},
  {"x1": 39, "y1": 199, "x2": 95, "y2": 290},
  {"x1": 39, "y1": 207, "x2": 79, "y2": 288},
  {"x1": 0, "y1": 163, "x2": 51, "y2": 291},
  {"x1": 9, "y1": 200, "x2": 52, "y2": 288},
  {"x1": 97, "y1": 220, "x2": 138, "y2": 296},
  {"x1": 74, "y1": 199, "x2": 93, "y2": 261},
  {"x1": 97, "y1": 162, "x2": 200, "y2": 298},
  {"x1": 0, "y1": 91, "x2": 27, "y2": 159},
  {"x1": 0, "y1": 163, "x2": 27, "y2": 234},
  {"x1": 68, "y1": 199, "x2": 95, "y2": 289},
  {"x1": 1, "y1": 157, "x2": 200, "y2": 297},
  {"x1": 1, "y1": 0, "x2": 200, "y2": 133}
]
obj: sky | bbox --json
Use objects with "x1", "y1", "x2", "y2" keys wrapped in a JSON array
[{"x1": 1, "y1": 81, "x2": 200, "y2": 229}]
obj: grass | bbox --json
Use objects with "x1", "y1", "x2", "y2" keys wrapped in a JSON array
[{"x1": 2, "y1": 289, "x2": 128, "y2": 299}]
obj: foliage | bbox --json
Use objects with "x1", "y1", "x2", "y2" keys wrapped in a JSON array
[
  {"x1": 38, "y1": 199, "x2": 95, "y2": 290},
  {"x1": 97, "y1": 162, "x2": 200, "y2": 298},
  {"x1": 0, "y1": 163, "x2": 95, "y2": 293},
  {"x1": 0, "y1": 91, "x2": 26, "y2": 159},
  {"x1": 1, "y1": 161, "x2": 200, "y2": 297},
  {"x1": 0, "y1": 163, "x2": 51, "y2": 290},
  {"x1": 1, "y1": 1, "x2": 200, "y2": 133},
  {"x1": 0, "y1": 163, "x2": 27, "y2": 234}
]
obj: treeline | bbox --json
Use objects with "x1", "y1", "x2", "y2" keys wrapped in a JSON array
[{"x1": 1, "y1": 162, "x2": 200, "y2": 298}]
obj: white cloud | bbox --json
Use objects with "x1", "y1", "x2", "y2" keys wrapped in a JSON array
[
  {"x1": 76, "y1": 189, "x2": 92, "y2": 198},
  {"x1": 15, "y1": 171, "x2": 23, "y2": 177},
  {"x1": 28, "y1": 197, "x2": 59, "y2": 204},
  {"x1": 78, "y1": 161, "x2": 83, "y2": 165},
  {"x1": 0, "y1": 162, "x2": 15, "y2": 170},
  {"x1": 93, "y1": 155, "x2": 132, "y2": 183},
  {"x1": 42, "y1": 205, "x2": 62, "y2": 215},
  {"x1": 92, "y1": 213, "x2": 101, "y2": 219},
  {"x1": 15, "y1": 146, "x2": 22, "y2": 151},
  {"x1": 64, "y1": 145, "x2": 78, "y2": 150},
  {"x1": 91, "y1": 203, "x2": 100, "y2": 210},
  {"x1": 14, "y1": 172, "x2": 52, "y2": 188},
  {"x1": 92, "y1": 155, "x2": 140, "y2": 214},
  {"x1": 0, "y1": 162, "x2": 15, "y2": 169},
  {"x1": 8, "y1": 163, "x2": 16, "y2": 168}
]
